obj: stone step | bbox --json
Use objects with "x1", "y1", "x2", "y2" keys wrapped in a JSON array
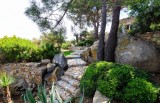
[
  {"x1": 61, "y1": 75, "x2": 80, "y2": 88},
  {"x1": 66, "y1": 55, "x2": 81, "y2": 59},
  {"x1": 65, "y1": 71, "x2": 84, "y2": 81},
  {"x1": 56, "y1": 85, "x2": 72, "y2": 101},
  {"x1": 67, "y1": 66, "x2": 86, "y2": 73},
  {"x1": 57, "y1": 80, "x2": 77, "y2": 95}
]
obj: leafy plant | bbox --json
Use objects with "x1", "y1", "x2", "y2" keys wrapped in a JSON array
[
  {"x1": 125, "y1": 0, "x2": 160, "y2": 32},
  {"x1": 122, "y1": 78, "x2": 159, "y2": 103},
  {"x1": 150, "y1": 23, "x2": 160, "y2": 31},
  {"x1": 23, "y1": 83, "x2": 84, "y2": 103},
  {"x1": 0, "y1": 72, "x2": 15, "y2": 87},
  {"x1": 0, "y1": 71, "x2": 15, "y2": 103},
  {"x1": 41, "y1": 43, "x2": 60, "y2": 60},
  {"x1": 62, "y1": 42, "x2": 72, "y2": 50}
]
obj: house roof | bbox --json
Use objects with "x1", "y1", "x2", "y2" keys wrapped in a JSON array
[{"x1": 120, "y1": 17, "x2": 135, "y2": 25}]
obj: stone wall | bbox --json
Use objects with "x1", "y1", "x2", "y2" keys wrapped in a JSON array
[
  {"x1": 0, "y1": 62, "x2": 46, "y2": 95},
  {"x1": 0, "y1": 54, "x2": 68, "y2": 95}
]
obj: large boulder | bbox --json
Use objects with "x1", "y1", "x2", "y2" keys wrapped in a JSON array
[
  {"x1": 44, "y1": 66, "x2": 61, "y2": 84},
  {"x1": 52, "y1": 53, "x2": 68, "y2": 71},
  {"x1": 81, "y1": 34, "x2": 160, "y2": 73},
  {"x1": 42, "y1": 63, "x2": 64, "y2": 84},
  {"x1": 115, "y1": 34, "x2": 160, "y2": 73},
  {"x1": 81, "y1": 41, "x2": 98, "y2": 63},
  {"x1": 46, "y1": 63, "x2": 57, "y2": 74}
]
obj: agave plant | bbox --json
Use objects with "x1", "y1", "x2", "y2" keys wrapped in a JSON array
[
  {"x1": 23, "y1": 83, "x2": 84, "y2": 103},
  {"x1": 0, "y1": 71, "x2": 15, "y2": 103}
]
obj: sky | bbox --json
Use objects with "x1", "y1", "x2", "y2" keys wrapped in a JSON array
[{"x1": 0, "y1": 0, "x2": 129, "y2": 40}]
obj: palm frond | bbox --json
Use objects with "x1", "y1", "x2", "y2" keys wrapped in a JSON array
[{"x1": 0, "y1": 72, "x2": 15, "y2": 87}]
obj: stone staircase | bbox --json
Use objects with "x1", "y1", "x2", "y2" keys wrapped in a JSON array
[{"x1": 56, "y1": 51, "x2": 87, "y2": 101}]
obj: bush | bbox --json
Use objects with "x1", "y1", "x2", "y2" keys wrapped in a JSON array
[
  {"x1": 41, "y1": 43, "x2": 60, "y2": 60},
  {"x1": 0, "y1": 36, "x2": 42, "y2": 62},
  {"x1": 62, "y1": 42, "x2": 72, "y2": 49},
  {"x1": 80, "y1": 61, "x2": 159, "y2": 103},
  {"x1": 97, "y1": 64, "x2": 135, "y2": 98},
  {"x1": 80, "y1": 61, "x2": 113, "y2": 97},
  {"x1": 97, "y1": 64, "x2": 154, "y2": 100},
  {"x1": 122, "y1": 78, "x2": 159, "y2": 103},
  {"x1": 77, "y1": 39, "x2": 94, "y2": 46}
]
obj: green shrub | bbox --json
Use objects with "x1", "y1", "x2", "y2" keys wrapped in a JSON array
[
  {"x1": 122, "y1": 78, "x2": 159, "y2": 103},
  {"x1": 97, "y1": 64, "x2": 153, "y2": 100},
  {"x1": 97, "y1": 64, "x2": 135, "y2": 98},
  {"x1": 77, "y1": 39, "x2": 94, "y2": 46},
  {"x1": 41, "y1": 43, "x2": 60, "y2": 60},
  {"x1": 0, "y1": 36, "x2": 41, "y2": 62},
  {"x1": 80, "y1": 61, "x2": 159, "y2": 103},
  {"x1": 62, "y1": 42, "x2": 71, "y2": 49},
  {"x1": 80, "y1": 61, "x2": 113, "y2": 97}
]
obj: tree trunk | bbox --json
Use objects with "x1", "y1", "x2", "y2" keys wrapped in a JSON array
[
  {"x1": 3, "y1": 86, "x2": 12, "y2": 103},
  {"x1": 93, "y1": 23, "x2": 99, "y2": 39},
  {"x1": 97, "y1": 0, "x2": 107, "y2": 61},
  {"x1": 104, "y1": 5, "x2": 121, "y2": 62},
  {"x1": 76, "y1": 35, "x2": 78, "y2": 45}
]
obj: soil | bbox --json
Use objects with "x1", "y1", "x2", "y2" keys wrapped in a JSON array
[{"x1": 0, "y1": 95, "x2": 24, "y2": 103}]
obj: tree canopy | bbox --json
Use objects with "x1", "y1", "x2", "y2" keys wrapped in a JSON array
[
  {"x1": 25, "y1": 0, "x2": 73, "y2": 32},
  {"x1": 125, "y1": 0, "x2": 160, "y2": 32}
]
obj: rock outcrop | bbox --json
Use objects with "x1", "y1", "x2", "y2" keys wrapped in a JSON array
[
  {"x1": 81, "y1": 33, "x2": 160, "y2": 73},
  {"x1": 115, "y1": 34, "x2": 160, "y2": 73}
]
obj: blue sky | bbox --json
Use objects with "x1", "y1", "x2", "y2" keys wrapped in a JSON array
[{"x1": 0, "y1": 0, "x2": 128, "y2": 40}]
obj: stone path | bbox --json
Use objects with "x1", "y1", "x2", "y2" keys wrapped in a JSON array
[{"x1": 56, "y1": 50, "x2": 87, "y2": 101}]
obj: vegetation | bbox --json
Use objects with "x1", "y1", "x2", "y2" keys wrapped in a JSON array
[
  {"x1": 76, "y1": 30, "x2": 95, "y2": 46},
  {"x1": 122, "y1": 78, "x2": 159, "y2": 103},
  {"x1": 0, "y1": 72, "x2": 15, "y2": 103},
  {"x1": 80, "y1": 61, "x2": 113, "y2": 97},
  {"x1": 125, "y1": 0, "x2": 160, "y2": 33},
  {"x1": 40, "y1": 31, "x2": 65, "y2": 51},
  {"x1": 0, "y1": 36, "x2": 62, "y2": 63},
  {"x1": 0, "y1": 36, "x2": 41, "y2": 62},
  {"x1": 40, "y1": 43, "x2": 60, "y2": 60},
  {"x1": 23, "y1": 83, "x2": 83, "y2": 103},
  {"x1": 23, "y1": 0, "x2": 160, "y2": 102},
  {"x1": 80, "y1": 61, "x2": 159, "y2": 102},
  {"x1": 62, "y1": 42, "x2": 72, "y2": 50},
  {"x1": 23, "y1": 84, "x2": 64, "y2": 103},
  {"x1": 67, "y1": 0, "x2": 102, "y2": 39},
  {"x1": 63, "y1": 51, "x2": 73, "y2": 56}
]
